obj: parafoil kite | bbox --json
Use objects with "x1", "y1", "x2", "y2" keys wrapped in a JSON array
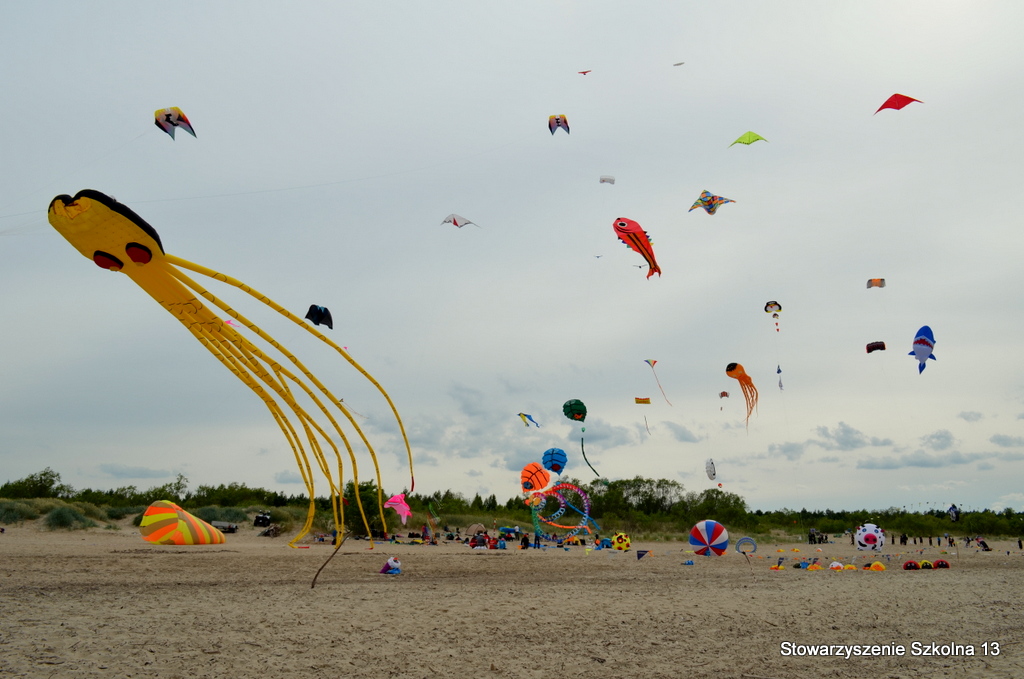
[
  {"x1": 854, "y1": 523, "x2": 885, "y2": 551},
  {"x1": 689, "y1": 520, "x2": 729, "y2": 556},
  {"x1": 563, "y1": 399, "x2": 601, "y2": 480},
  {"x1": 875, "y1": 94, "x2": 921, "y2": 114},
  {"x1": 719, "y1": 391, "x2": 729, "y2": 399},
  {"x1": 634, "y1": 397, "x2": 651, "y2": 404},
  {"x1": 765, "y1": 301, "x2": 781, "y2": 332},
  {"x1": 948, "y1": 504, "x2": 960, "y2": 522},
  {"x1": 562, "y1": 399, "x2": 587, "y2": 422},
  {"x1": 548, "y1": 115, "x2": 570, "y2": 135},
  {"x1": 139, "y1": 501, "x2": 225, "y2": 545},
  {"x1": 866, "y1": 278, "x2": 886, "y2": 289},
  {"x1": 644, "y1": 359, "x2": 672, "y2": 405},
  {"x1": 729, "y1": 131, "x2": 767, "y2": 147},
  {"x1": 613, "y1": 218, "x2": 661, "y2": 278},
  {"x1": 866, "y1": 341, "x2": 886, "y2": 353},
  {"x1": 578, "y1": 70, "x2": 591, "y2": 75},
  {"x1": 599, "y1": 175, "x2": 615, "y2": 184},
  {"x1": 154, "y1": 107, "x2": 196, "y2": 139},
  {"x1": 777, "y1": 365, "x2": 783, "y2": 392},
  {"x1": 705, "y1": 458, "x2": 716, "y2": 480},
  {"x1": 689, "y1": 190, "x2": 735, "y2": 215},
  {"x1": 305, "y1": 305, "x2": 333, "y2": 330},
  {"x1": 542, "y1": 448, "x2": 568, "y2": 475},
  {"x1": 47, "y1": 190, "x2": 414, "y2": 552},
  {"x1": 384, "y1": 493, "x2": 412, "y2": 526},
  {"x1": 725, "y1": 363, "x2": 758, "y2": 429},
  {"x1": 910, "y1": 325, "x2": 936, "y2": 373},
  {"x1": 442, "y1": 214, "x2": 477, "y2": 228},
  {"x1": 517, "y1": 412, "x2": 540, "y2": 427}
]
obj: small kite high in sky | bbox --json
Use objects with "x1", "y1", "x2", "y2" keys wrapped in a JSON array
[
  {"x1": 729, "y1": 131, "x2": 767, "y2": 147},
  {"x1": 726, "y1": 363, "x2": 758, "y2": 429},
  {"x1": 910, "y1": 325, "x2": 936, "y2": 373},
  {"x1": 866, "y1": 341, "x2": 886, "y2": 353},
  {"x1": 705, "y1": 458, "x2": 716, "y2": 481},
  {"x1": 548, "y1": 115, "x2": 570, "y2": 135},
  {"x1": 689, "y1": 190, "x2": 735, "y2": 215},
  {"x1": 154, "y1": 107, "x2": 196, "y2": 139},
  {"x1": 634, "y1": 397, "x2": 651, "y2": 404},
  {"x1": 578, "y1": 70, "x2": 591, "y2": 75},
  {"x1": 442, "y1": 214, "x2": 478, "y2": 228},
  {"x1": 875, "y1": 93, "x2": 921, "y2": 114},
  {"x1": 866, "y1": 278, "x2": 886, "y2": 289},
  {"x1": 644, "y1": 359, "x2": 672, "y2": 405},
  {"x1": 599, "y1": 175, "x2": 615, "y2": 184},
  {"x1": 613, "y1": 218, "x2": 661, "y2": 278},
  {"x1": 517, "y1": 412, "x2": 540, "y2": 427},
  {"x1": 765, "y1": 300, "x2": 781, "y2": 332},
  {"x1": 305, "y1": 305, "x2": 333, "y2": 330}
]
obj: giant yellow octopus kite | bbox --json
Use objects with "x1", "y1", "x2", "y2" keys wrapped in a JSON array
[{"x1": 48, "y1": 189, "x2": 414, "y2": 552}]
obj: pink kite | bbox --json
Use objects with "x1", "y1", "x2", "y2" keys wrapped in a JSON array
[{"x1": 384, "y1": 493, "x2": 412, "y2": 525}]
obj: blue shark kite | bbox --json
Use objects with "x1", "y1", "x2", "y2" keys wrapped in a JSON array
[{"x1": 909, "y1": 326, "x2": 936, "y2": 373}]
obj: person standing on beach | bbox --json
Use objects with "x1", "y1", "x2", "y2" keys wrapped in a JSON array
[{"x1": 533, "y1": 531, "x2": 542, "y2": 549}]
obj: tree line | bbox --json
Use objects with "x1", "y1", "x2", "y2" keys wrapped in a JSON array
[{"x1": 3, "y1": 468, "x2": 1021, "y2": 538}]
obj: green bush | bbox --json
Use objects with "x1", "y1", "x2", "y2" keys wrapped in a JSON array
[
  {"x1": 105, "y1": 505, "x2": 144, "y2": 520},
  {"x1": 193, "y1": 506, "x2": 222, "y2": 523},
  {"x1": 71, "y1": 501, "x2": 108, "y2": 521},
  {"x1": 44, "y1": 506, "x2": 96, "y2": 530},
  {"x1": 0, "y1": 500, "x2": 40, "y2": 524},
  {"x1": 219, "y1": 506, "x2": 249, "y2": 523}
]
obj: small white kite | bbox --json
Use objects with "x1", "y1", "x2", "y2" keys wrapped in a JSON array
[{"x1": 442, "y1": 214, "x2": 479, "y2": 228}]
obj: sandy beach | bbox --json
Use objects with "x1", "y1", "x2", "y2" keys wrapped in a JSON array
[{"x1": 2, "y1": 521, "x2": 1023, "y2": 679}]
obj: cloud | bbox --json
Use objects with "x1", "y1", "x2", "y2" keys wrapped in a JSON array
[
  {"x1": 857, "y1": 450, "x2": 985, "y2": 470},
  {"x1": 769, "y1": 441, "x2": 806, "y2": 460},
  {"x1": 990, "y1": 434, "x2": 1024, "y2": 447},
  {"x1": 920, "y1": 430, "x2": 955, "y2": 451},
  {"x1": 98, "y1": 464, "x2": 172, "y2": 479},
  {"x1": 814, "y1": 422, "x2": 892, "y2": 450},
  {"x1": 958, "y1": 411, "x2": 983, "y2": 423},
  {"x1": 274, "y1": 470, "x2": 303, "y2": 484},
  {"x1": 447, "y1": 384, "x2": 490, "y2": 419},
  {"x1": 466, "y1": 469, "x2": 483, "y2": 477},
  {"x1": 661, "y1": 421, "x2": 701, "y2": 443}
]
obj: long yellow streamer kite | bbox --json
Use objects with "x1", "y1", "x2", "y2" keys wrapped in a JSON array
[{"x1": 47, "y1": 189, "x2": 415, "y2": 551}]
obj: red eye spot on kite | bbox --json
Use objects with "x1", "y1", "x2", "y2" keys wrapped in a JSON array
[
  {"x1": 92, "y1": 251, "x2": 123, "y2": 271},
  {"x1": 125, "y1": 243, "x2": 152, "y2": 264}
]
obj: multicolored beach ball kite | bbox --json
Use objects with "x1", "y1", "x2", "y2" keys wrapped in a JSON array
[
  {"x1": 689, "y1": 519, "x2": 729, "y2": 556},
  {"x1": 613, "y1": 532, "x2": 631, "y2": 551},
  {"x1": 139, "y1": 500, "x2": 226, "y2": 545}
]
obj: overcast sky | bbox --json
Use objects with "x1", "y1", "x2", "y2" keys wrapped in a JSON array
[{"x1": 2, "y1": 2, "x2": 1024, "y2": 513}]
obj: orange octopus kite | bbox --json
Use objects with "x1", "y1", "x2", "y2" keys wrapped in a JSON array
[{"x1": 726, "y1": 363, "x2": 758, "y2": 429}]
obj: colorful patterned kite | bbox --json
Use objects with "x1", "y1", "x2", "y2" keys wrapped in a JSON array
[
  {"x1": 139, "y1": 501, "x2": 225, "y2": 545},
  {"x1": 47, "y1": 190, "x2": 414, "y2": 554},
  {"x1": 909, "y1": 325, "x2": 936, "y2": 373},
  {"x1": 689, "y1": 190, "x2": 735, "y2": 215},
  {"x1": 154, "y1": 107, "x2": 196, "y2": 139},
  {"x1": 634, "y1": 397, "x2": 651, "y2": 404},
  {"x1": 548, "y1": 115, "x2": 570, "y2": 135},
  {"x1": 562, "y1": 399, "x2": 587, "y2": 422},
  {"x1": 442, "y1": 214, "x2": 478, "y2": 228},
  {"x1": 517, "y1": 412, "x2": 540, "y2": 427},
  {"x1": 765, "y1": 300, "x2": 781, "y2": 332},
  {"x1": 644, "y1": 359, "x2": 672, "y2": 405},
  {"x1": 875, "y1": 93, "x2": 921, "y2": 114},
  {"x1": 726, "y1": 363, "x2": 758, "y2": 429},
  {"x1": 689, "y1": 519, "x2": 729, "y2": 556},
  {"x1": 520, "y1": 462, "x2": 551, "y2": 493},
  {"x1": 866, "y1": 278, "x2": 886, "y2": 289},
  {"x1": 305, "y1": 305, "x2": 333, "y2": 330},
  {"x1": 613, "y1": 218, "x2": 661, "y2": 278},
  {"x1": 729, "y1": 131, "x2": 767, "y2": 146}
]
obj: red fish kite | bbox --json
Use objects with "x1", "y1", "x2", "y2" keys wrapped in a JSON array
[
  {"x1": 875, "y1": 94, "x2": 921, "y2": 114},
  {"x1": 613, "y1": 218, "x2": 660, "y2": 278}
]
